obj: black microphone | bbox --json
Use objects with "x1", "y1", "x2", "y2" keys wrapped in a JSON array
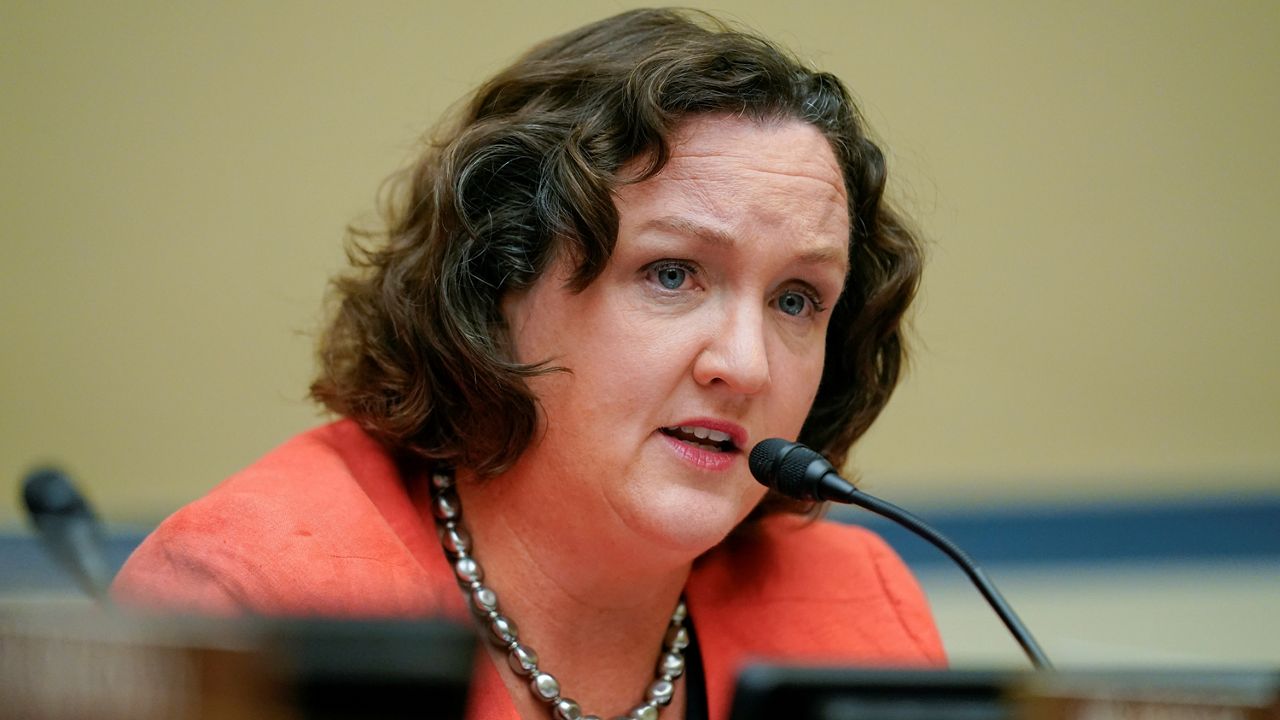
[
  {"x1": 22, "y1": 467, "x2": 114, "y2": 604},
  {"x1": 749, "y1": 439, "x2": 1053, "y2": 670}
]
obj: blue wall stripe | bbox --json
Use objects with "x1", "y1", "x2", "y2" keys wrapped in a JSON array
[
  {"x1": 0, "y1": 533, "x2": 142, "y2": 594},
  {"x1": 831, "y1": 492, "x2": 1280, "y2": 568},
  {"x1": 3, "y1": 493, "x2": 1278, "y2": 596}
]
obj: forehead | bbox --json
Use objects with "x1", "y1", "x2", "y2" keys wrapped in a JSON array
[
  {"x1": 658, "y1": 114, "x2": 848, "y2": 199},
  {"x1": 614, "y1": 114, "x2": 851, "y2": 271}
]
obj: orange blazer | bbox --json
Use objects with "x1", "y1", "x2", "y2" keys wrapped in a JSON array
[{"x1": 113, "y1": 420, "x2": 946, "y2": 720}]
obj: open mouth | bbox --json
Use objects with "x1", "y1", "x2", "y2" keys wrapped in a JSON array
[{"x1": 660, "y1": 425, "x2": 738, "y2": 453}]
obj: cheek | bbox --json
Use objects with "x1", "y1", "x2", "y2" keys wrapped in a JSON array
[
  {"x1": 772, "y1": 342, "x2": 828, "y2": 428},
  {"x1": 520, "y1": 294, "x2": 683, "y2": 414},
  {"x1": 571, "y1": 314, "x2": 695, "y2": 409}
]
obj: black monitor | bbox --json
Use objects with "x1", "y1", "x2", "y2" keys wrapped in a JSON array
[{"x1": 730, "y1": 665, "x2": 1280, "y2": 720}]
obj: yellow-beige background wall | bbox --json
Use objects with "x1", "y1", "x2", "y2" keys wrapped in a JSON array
[{"x1": 3, "y1": 1, "x2": 1278, "y2": 666}]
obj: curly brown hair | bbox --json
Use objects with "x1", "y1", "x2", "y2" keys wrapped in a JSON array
[{"x1": 311, "y1": 8, "x2": 922, "y2": 516}]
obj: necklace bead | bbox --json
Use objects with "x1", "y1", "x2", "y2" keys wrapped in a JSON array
[
  {"x1": 453, "y1": 556, "x2": 483, "y2": 584},
  {"x1": 663, "y1": 626, "x2": 689, "y2": 652},
  {"x1": 554, "y1": 698, "x2": 583, "y2": 720},
  {"x1": 659, "y1": 651, "x2": 684, "y2": 679},
  {"x1": 508, "y1": 643, "x2": 539, "y2": 675},
  {"x1": 430, "y1": 468, "x2": 688, "y2": 720},
  {"x1": 629, "y1": 703, "x2": 659, "y2": 720},
  {"x1": 490, "y1": 614, "x2": 519, "y2": 645},
  {"x1": 441, "y1": 524, "x2": 471, "y2": 555},
  {"x1": 433, "y1": 490, "x2": 460, "y2": 520},
  {"x1": 647, "y1": 679, "x2": 675, "y2": 706},
  {"x1": 531, "y1": 671, "x2": 561, "y2": 700},
  {"x1": 472, "y1": 585, "x2": 499, "y2": 614}
]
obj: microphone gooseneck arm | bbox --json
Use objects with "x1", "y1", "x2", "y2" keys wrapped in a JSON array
[
  {"x1": 831, "y1": 481, "x2": 1052, "y2": 670},
  {"x1": 749, "y1": 439, "x2": 1053, "y2": 670},
  {"x1": 22, "y1": 467, "x2": 114, "y2": 604}
]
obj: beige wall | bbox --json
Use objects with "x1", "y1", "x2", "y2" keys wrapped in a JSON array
[{"x1": 3, "y1": 1, "x2": 1278, "y2": 525}]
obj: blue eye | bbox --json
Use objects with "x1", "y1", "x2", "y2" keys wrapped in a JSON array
[
  {"x1": 654, "y1": 265, "x2": 688, "y2": 290},
  {"x1": 777, "y1": 290, "x2": 810, "y2": 316}
]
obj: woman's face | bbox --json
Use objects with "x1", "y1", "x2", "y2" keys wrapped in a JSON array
[{"x1": 502, "y1": 114, "x2": 850, "y2": 554}]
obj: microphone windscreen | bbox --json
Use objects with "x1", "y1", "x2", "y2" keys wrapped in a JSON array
[
  {"x1": 23, "y1": 468, "x2": 92, "y2": 519},
  {"x1": 748, "y1": 438, "x2": 796, "y2": 488},
  {"x1": 750, "y1": 439, "x2": 837, "y2": 500}
]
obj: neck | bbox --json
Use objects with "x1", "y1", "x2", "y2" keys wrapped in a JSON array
[{"x1": 451, "y1": 466, "x2": 693, "y2": 717}]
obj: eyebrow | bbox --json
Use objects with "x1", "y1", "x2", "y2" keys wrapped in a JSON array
[{"x1": 642, "y1": 215, "x2": 850, "y2": 275}]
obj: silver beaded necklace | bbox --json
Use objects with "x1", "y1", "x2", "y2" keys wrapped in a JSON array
[{"x1": 430, "y1": 469, "x2": 690, "y2": 720}]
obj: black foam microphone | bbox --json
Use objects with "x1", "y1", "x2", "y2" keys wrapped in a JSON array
[
  {"x1": 22, "y1": 467, "x2": 114, "y2": 604},
  {"x1": 749, "y1": 438, "x2": 1052, "y2": 670}
]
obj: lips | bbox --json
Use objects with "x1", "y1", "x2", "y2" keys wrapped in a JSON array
[
  {"x1": 661, "y1": 425, "x2": 734, "y2": 452},
  {"x1": 658, "y1": 420, "x2": 746, "y2": 454}
]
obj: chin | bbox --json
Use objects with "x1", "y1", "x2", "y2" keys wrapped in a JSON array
[{"x1": 615, "y1": 482, "x2": 763, "y2": 556}]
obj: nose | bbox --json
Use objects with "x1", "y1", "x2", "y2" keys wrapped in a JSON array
[{"x1": 692, "y1": 302, "x2": 771, "y2": 395}]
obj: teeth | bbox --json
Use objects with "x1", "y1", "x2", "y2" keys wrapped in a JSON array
[{"x1": 677, "y1": 426, "x2": 732, "y2": 444}]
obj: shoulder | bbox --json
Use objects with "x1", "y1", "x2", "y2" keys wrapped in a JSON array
[
  {"x1": 112, "y1": 421, "x2": 452, "y2": 617},
  {"x1": 689, "y1": 514, "x2": 946, "y2": 665}
]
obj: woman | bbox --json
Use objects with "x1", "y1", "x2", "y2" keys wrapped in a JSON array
[{"x1": 114, "y1": 9, "x2": 944, "y2": 720}]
